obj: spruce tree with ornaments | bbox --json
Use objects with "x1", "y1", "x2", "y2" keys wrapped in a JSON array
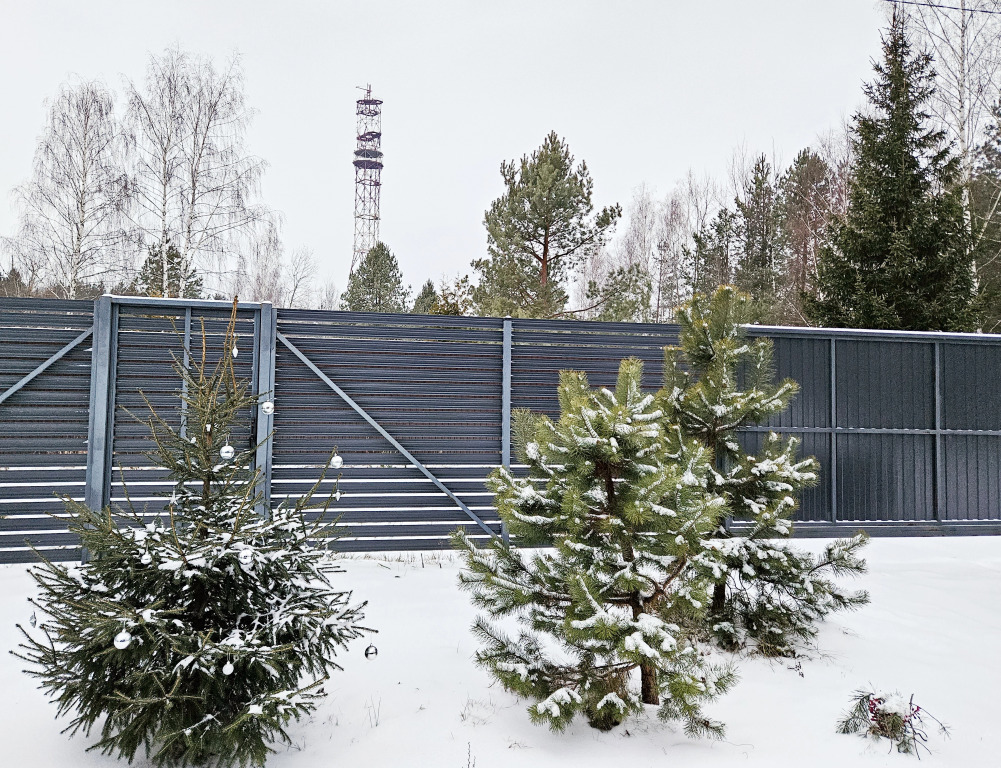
[
  {"x1": 663, "y1": 286, "x2": 869, "y2": 656},
  {"x1": 15, "y1": 301, "x2": 369, "y2": 768}
]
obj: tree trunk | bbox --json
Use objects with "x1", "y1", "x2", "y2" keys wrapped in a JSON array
[
  {"x1": 640, "y1": 662, "x2": 659, "y2": 705},
  {"x1": 711, "y1": 580, "x2": 726, "y2": 615}
]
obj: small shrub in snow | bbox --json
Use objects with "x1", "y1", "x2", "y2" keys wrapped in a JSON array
[
  {"x1": 454, "y1": 358, "x2": 735, "y2": 736},
  {"x1": 15, "y1": 304, "x2": 369, "y2": 768},
  {"x1": 664, "y1": 287, "x2": 869, "y2": 656},
  {"x1": 837, "y1": 689, "x2": 948, "y2": 756}
]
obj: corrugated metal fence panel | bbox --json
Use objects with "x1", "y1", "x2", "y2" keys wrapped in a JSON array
[
  {"x1": 510, "y1": 318, "x2": 679, "y2": 418},
  {"x1": 0, "y1": 299, "x2": 93, "y2": 562},
  {"x1": 4, "y1": 299, "x2": 1001, "y2": 562},
  {"x1": 836, "y1": 433, "x2": 936, "y2": 522},
  {"x1": 109, "y1": 307, "x2": 260, "y2": 519},
  {"x1": 273, "y1": 311, "x2": 505, "y2": 550},
  {"x1": 941, "y1": 342, "x2": 1001, "y2": 431},
  {"x1": 748, "y1": 334, "x2": 832, "y2": 429},
  {"x1": 940, "y1": 342, "x2": 1001, "y2": 520},
  {"x1": 836, "y1": 340, "x2": 934, "y2": 430}
]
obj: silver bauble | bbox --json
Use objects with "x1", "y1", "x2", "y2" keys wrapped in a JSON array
[
  {"x1": 261, "y1": 401, "x2": 274, "y2": 415},
  {"x1": 114, "y1": 630, "x2": 132, "y2": 650},
  {"x1": 330, "y1": 454, "x2": 343, "y2": 469},
  {"x1": 220, "y1": 444, "x2": 235, "y2": 461}
]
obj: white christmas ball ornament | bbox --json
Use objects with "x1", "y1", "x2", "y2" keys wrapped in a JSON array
[
  {"x1": 232, "y1": 347, "x2": 239, "y2": 358},
  {"x1": 330, "y1": 453, "x2": 343, "y2": 469},
  {"x1": 261, "y1": 401, "x2": 274, "y2": 415},
  {"x1": 140, "y1": 553, "x2": 152, "y2": 565},
  {"x1": 114, "y1": 630, "x2": 132, "y2": 650},
  {"x1": 238, "y1": 549, "x2": 253, "y2": 565},
  {"x1": 222, "y1": 661, "x2": 235, "y2": 676},
  {"x1": 220, "y1": 444, "x2": 235, "y2": 461}
]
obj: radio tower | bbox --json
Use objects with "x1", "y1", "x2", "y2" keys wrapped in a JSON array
[{"x1": 352, "y1": 85, "x2": 384, "y2": 271}]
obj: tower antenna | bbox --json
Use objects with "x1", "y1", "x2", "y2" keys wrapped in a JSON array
[{"x1": 352, "y1": 84, "x2": 383, "y2": 271}]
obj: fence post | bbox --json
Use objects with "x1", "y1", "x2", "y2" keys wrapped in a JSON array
[
  {"x1": 179, "y1": 307, "x2": 192, "y2": 440},
  {"x1": 84, "y1": 296, "x2": 118, "y2": 561},
  {"x1": 830, "y1": 337, "x2": 838, "y2": 524},
  {"x1": 934, "y1": 341, "x2": 943, "y2": 521},
  {"x1": 501, "y1": 317, "x2": 512, "y2": 544},
  {"x1": 254, "y1": 303, "x2": 277, "y2": 517}
]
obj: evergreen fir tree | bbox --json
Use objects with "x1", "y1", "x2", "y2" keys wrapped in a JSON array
[
  {"x1": 135, "y1": 241, "x2": 204, "y2": 299},
  {"x1": 412, "y1": 279, "x2": 438, "y2": 313},
  {"x1": 685, "y1": 207, "x2": 740, "y2": 297},
  {"x1": 453, "y1": 358, "x2": 735, "y2": 736},
  {"x1": 808, "y1": 9, "x2": 976, "y2": 331},
  {"x1": 734, "y1": 155, "x2": 781, "y2": 318},
  {"x1": 340, "y1": 242, "x2": 411, "y2": 312},
  {"x1": 429, "y1": 275, "x2": 474, "y2": 316},
  {"x1": 16, "y1": 302, "x2": 369, "y2": 768},
  {"x1": 664, "y1": 286, "x2": 869, "y2": 656}
]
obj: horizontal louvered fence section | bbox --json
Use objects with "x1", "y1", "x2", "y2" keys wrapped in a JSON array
[
  {"x1": 0, "y1": 299, "x2": 94, "y2": 562},
  {"x1": 272, "y1": 311, "x2": 505, "y2": 551},
  {"x1": 2, "y1": 296, "x2": 1001, "y2": 563}
]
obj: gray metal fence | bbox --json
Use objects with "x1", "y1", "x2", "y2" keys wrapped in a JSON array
[{"x1": 2, "y1": 295, "x2": 1000, "y2": 563}]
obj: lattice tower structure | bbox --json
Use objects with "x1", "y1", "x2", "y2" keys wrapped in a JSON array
[{"x1": 352, "y1": 86, "x2": 384, "y2": 271}]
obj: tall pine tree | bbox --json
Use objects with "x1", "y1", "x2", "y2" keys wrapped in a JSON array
[
  {"x1": 734, "y1": 155, "x2": 781, "y2": 320},
  {"x1": 473, "y1": 132, "x2": 621, "y2": 318},
  {"x1": 412, "y1": 279, "x2": 438, "y2": 314},
  {"x1": 340, "y1": 242, "x2": 411, "y2": 312},
  {"x1": 809, "y1": 8, "x2": 976, "y2": 331}
]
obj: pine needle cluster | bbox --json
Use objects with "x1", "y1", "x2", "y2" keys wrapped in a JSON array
[{"x1": 837, "y1": 689, "x2": 948, "y2": 756}]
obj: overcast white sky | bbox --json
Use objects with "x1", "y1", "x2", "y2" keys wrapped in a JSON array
[{"x1": 0, "y1": 0, "x2": 886, "y2": 292}]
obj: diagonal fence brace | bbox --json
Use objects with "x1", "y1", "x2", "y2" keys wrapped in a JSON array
[
  {"x1": 277, "y1": 332, "x2": 499, "y2": 539},
  {"x1": 0, "y1": 328, "x2": 93, "y2": 406}
]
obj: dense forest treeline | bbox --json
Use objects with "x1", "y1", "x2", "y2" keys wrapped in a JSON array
[{"x1": 5, "y1": 6, "x2": 1001, "y2": 331}]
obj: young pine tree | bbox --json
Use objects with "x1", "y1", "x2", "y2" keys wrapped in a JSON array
[
  {"x1": 16, "y1": 303, "x2": 369, "y2": 768},
  {"x1": 664, "y1": 287, "x2": 868, "y2": 656},
  {"x1": 453, "y1": 358, "x2": 735, "y2": 736}
]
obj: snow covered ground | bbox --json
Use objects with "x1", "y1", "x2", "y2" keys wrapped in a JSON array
[{"x1": 2, "y1": 536, "x2": 999, "y2": 768}]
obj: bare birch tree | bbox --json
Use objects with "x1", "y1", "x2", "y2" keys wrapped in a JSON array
[
  {"x1": 4, "y1": 80, "x2": 126, "y2": 298},
  {"x1": 124, "y1": 48, "x2": 270, "y2": 296},
  {"x1": 652, "y1": 192, "x2": 691, "y2": 320},
  {"x1": 904, "y1": 1, "x2": 1001, "y2": 298},
  {"x1": 235, "y1": 223, "x2": 319, "y2": 308}
]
